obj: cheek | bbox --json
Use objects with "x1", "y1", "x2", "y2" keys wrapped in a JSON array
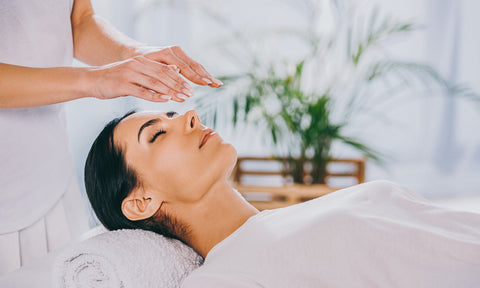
[
  {"x1": 151, "y1": 146, "x2": 190, "y2": 181},
  {"x1": 148, "y1": 143, "x2": 203, "y2": 198}
]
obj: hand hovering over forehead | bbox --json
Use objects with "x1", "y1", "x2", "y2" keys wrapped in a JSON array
[
  {"x1": 142, "y1": 46, "x2": 223, "y2": 88},
  {"x1": 86, "y1": 46, "x2": 223, "y2": 103}
]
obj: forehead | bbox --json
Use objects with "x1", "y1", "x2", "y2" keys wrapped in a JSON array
[
  {"x1": 114, "y1": 111, "x2": 170, "y2": 143},
  {"x1": 122, "y1": 110, "x2": 168, "y2": 124}
]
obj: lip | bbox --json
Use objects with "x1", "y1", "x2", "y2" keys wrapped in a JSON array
[{"x1": 199, "y1": 128, "x2": 217, "y2": 149}]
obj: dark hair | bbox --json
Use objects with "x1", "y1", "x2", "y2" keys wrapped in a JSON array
[{"x1": 84, "y1": 111, "x2": 188, "y2": 242}]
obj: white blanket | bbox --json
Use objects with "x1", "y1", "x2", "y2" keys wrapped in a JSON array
[
  {"x1": 182, "y1": 180, "x2": 480, "y2": 287},
  {"x1": 53, "y1": 229, "x2": 203, "y2": 288}
]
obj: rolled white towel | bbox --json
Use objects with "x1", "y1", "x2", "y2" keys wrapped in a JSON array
[{"x1": 53, "y1": 228, "x2": 203, "y2": 288}]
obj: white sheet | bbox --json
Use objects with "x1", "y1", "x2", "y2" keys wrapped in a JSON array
[{"x1": 182, "y1": 180, "x2": 480, "y2": 287}]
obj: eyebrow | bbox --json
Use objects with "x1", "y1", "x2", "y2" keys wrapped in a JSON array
[{"x1": 138, "y1": 118, "x2": 161, "y2": 142}]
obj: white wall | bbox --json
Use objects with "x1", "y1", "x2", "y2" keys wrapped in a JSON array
[{"x1": 364, "y1": 0, "x2": 480, "y2": 197}]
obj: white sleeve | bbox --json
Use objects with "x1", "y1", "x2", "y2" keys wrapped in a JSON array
[{"x1": 181, "y1": 272, "x2": 263, "y2": 288}]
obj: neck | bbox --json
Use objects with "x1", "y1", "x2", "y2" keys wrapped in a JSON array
[{"x1": 178, "y1": 179, "x2": 259, "y2": 258}]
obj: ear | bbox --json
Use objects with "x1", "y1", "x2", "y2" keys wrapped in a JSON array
[{"x1": 121, "y1": 188, "x2": 162, "y2": 221}]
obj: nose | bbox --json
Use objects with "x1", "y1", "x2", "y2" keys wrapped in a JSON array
[{"x1": 184, "y1": 110, "x2": 200, "y2": 133}]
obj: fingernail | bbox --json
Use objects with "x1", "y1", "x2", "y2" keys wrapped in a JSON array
[
  {"x1": 202, "y1": 77, "x2": 213, "y2": 85},
  {"x1": 160, "y1": 95, "x2": 171, "y2": 100},
  {"x1": 212, "y1": 78, "x2": 223, "y2": 86},
  {"x1": 183, "y1": 82, "x2": 193, "y2": 91},
  {"x1": 182, "y1": 89, "x2": 193, "y2": 97},
  {"x1": 176, "y1": 93, "x2": 189, "y2": 100}
]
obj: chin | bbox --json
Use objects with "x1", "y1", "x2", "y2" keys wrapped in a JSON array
[{"x1": 216, "y1": 141, "x2": 238, "y2": 179}]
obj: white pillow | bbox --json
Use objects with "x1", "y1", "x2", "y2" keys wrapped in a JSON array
[{"x1": 53, "y1": 228, "x2": 203, "y2": 288}]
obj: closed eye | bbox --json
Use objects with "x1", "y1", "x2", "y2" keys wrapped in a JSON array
[
  {"x1": 150, "y1": 129, "x2": 166, "y2": 143},
  {"x1": 147, "y1": 112, "x2": 176, "y2": 143}
]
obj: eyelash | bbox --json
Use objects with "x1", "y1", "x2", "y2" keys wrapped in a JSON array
[
  {"x1": 149, "y1": 129, "x2": 166, "y2": 143},
  {"x1": 148, "y1": 112, "x2": 176, "y2": 143}
]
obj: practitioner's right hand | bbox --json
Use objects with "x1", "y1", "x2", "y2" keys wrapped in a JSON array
[{"x1": 86, "y1": 55, "x2": 194, "y2": 103}]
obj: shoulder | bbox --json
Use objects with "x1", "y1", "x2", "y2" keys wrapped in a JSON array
[
  {"x1": 328, "y1": 180, "x2": 423, "y2": 200},
  {"x1": 358, "y1": 180, "x2": 425, "y2": 200}
]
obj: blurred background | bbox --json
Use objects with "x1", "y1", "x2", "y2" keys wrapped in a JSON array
[{"x1": 66, "y1": 0, "x2": 480, "y2": 224}]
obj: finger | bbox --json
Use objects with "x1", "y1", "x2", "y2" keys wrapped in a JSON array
[
  {"x1": 130, "y1": 72, "x2": 189, "y2": 102},
  {"x1": 134, "y1": 56, "x2": 194, "y2": 94},
  {"x1": 160, "y1": 47, "x2": 214, "y2": 86},
  {"x1": 163, "y1": 65, "x2": 194, "y2": 92},
  {"x1": 169, "y1": 46, "x2": 223, "y2": 88},
  {"x1": 141, "y1": 63, "x2": 193, "y2": 98},
  {"x1": 161, "y1": 52, "x2": 207, "y2": 86},
  {"x1": 126, "y1": 84, "x2": 170, "y2": 102},
  {"x1": 169, "y1": 65, "x2": 180, "y2": 73}
]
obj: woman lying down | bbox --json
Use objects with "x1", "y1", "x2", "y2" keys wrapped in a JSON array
[{"x1": 85, "y1": 110, "x2": 480, "y2": 288}]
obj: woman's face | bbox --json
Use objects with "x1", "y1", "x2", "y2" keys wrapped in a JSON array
[{"x1": 114, "y1": 110, "x2": 237, "y2": 203}]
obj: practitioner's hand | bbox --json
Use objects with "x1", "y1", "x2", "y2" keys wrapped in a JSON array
[
  {"x1": 86, "y1": 55, "x2": 195, "y2": 103},
  {"x1": 140, "y1": 46, "x2": 223, "y2": 88}
]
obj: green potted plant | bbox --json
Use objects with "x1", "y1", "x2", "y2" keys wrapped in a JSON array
[{"x1": 225, "y1": 61, "x2": 381, "y2": 184}]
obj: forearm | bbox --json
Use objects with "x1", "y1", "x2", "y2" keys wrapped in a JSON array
[
  {"x1": 0, "y1": 63, "x2": 91, "y2": 108},
  {"x1": 70, "y1": 0, "x2": 221, "y2": 89},
  {"x1": 72, "y1": 14, "x2": 150, "y2": 66}
]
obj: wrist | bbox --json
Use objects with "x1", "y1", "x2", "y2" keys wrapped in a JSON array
[{"x1": 76, "y1": 67, "x2": 98, "y2": 99}]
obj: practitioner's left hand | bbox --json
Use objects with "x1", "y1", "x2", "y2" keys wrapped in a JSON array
[{"x1": 139, "y1": 46, "x2": 223, "y2": 88}]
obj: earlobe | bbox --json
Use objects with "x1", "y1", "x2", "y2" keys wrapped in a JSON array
[{"x1": 121, "y1": 189, "x2": 161, "y2": 221}]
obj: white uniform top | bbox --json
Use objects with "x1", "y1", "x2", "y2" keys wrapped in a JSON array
[
  {"x1": 0, "y1": 0, "x2": 76, "y2": 233},
  {"x1": 181, "y1": 181, "x2": 480, "y2": 288}
]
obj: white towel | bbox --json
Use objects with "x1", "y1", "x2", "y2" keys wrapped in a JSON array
[{"x1": 53, "y1": 229, "x2": 203, "y2": 288}]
